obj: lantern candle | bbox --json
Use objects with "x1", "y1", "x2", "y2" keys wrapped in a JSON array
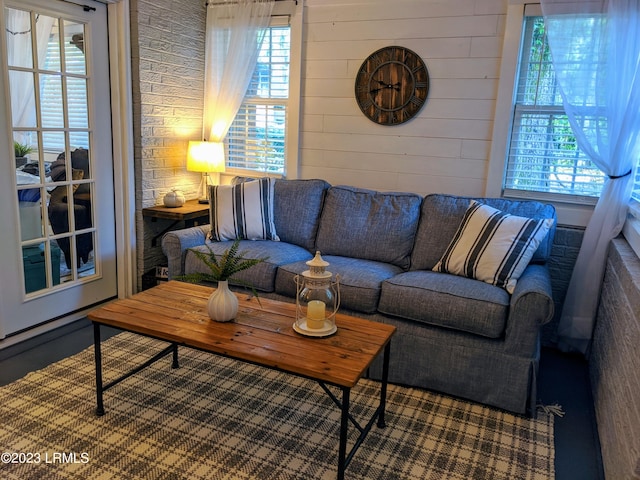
[{"x1": 307, "y1": 300, "x2": 326, "y2": 329}]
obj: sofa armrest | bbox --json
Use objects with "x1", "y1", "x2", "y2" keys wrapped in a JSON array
[
  {"x1": 161, "y1": 225, "x2": 210, "y2": 279},
  {"x1": 504, "y1": 264, "x2": 555, "y2": 356}
]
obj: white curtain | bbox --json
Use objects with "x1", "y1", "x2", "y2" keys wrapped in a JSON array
[
  {"x1": 6, "y1": 9, "x2": 55, "y2": 144},
  {"x1": 540, "y1": 0, "x2": 640, "y2": 354},
  {"x1": 204, "y1": 0, "x2": 274, "y2": 143}
]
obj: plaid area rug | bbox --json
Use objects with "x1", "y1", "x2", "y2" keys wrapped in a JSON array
[{"x1": 0, "y1": 332, "x2": 554, "y2": 479}]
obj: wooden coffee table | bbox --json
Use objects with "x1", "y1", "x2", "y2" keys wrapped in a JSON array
[{"x1": 88, "y1": 280, "x2": 396, "y2": 480}]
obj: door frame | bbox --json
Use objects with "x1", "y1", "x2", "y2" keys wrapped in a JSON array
[
  {"x1": 0, "y1": 0, "x2": 135, "y2": 347},
  {"x1": 107, "y1": 0, "x2": 136, "y2": 299}
]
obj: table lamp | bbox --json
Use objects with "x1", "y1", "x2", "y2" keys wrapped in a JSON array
[{"x1": 187, "y1": 140, "x2": 226, "y2": 203}]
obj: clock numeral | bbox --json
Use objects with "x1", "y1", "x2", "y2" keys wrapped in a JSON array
[
  {"x1": 359, "y1": 97, "x2": 373, "y2": 109},
  {"x1": 372, "y1": 107, "x2": 382, "y2": 121},
  {"x1": 358, "y1": 66, "x2": 370, "y2": 77},
  {"x1": 388, "y1": 111, "x2": 397, "y2": 125},
  {"x1": 415, "y1": 81, "x2": 428, "y2": 89},
  {"x1": 369, "y1": 53, "x2": 383, "y2": 68},
  {"x1": 410, "y1": 95, "x2": 424, "y2": 107},
  {"x1": 356, "y1": 85, "x2": 369, "y2": 94},
  {"x1": 412, "y1": 64, "x2": 424, "y2": 73}
]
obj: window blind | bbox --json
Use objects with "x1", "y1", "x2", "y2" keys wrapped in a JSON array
[{"x1": 226, "y1": 26, "x2": 290, "y2": 175}]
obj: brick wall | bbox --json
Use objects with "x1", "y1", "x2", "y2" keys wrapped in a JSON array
[
  {"x1": 130, "y1": 0, "x2": 207, "y2": 286},
  {"x1": 590, "y1": 238, "x2": 640, "y2": 480},
  {"x1": 544, "y1": 226, "x2": 584, "y2": 345}
]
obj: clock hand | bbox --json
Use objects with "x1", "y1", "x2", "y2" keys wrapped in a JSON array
[
  {"x1": 376, "y1": 80, "x2": 398, "y2": 89},
  {"x1": 371, "y1": 82, "x2": 402, "y2": 94}
]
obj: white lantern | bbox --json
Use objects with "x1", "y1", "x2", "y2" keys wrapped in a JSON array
[{"x1": 293, "y1": 251, "x2": 340, "y2": 336}]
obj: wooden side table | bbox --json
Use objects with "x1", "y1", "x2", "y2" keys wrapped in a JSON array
[{"x1": 142, "y1": 199, "x2": 209, "y2": 247}]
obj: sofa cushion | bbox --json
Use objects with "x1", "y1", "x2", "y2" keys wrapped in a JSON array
[
  {"x1": 315, "y1": 186, "x2": 422, "y2": 269},
  {"x1": 378, "y1": 271, "x2": 510, "y2": 338},
  {"x1": 433, "y1": 201, "x2": 554, "y2": 294},
  {"x1": 411, "y1": 194, "x2": 557, "y2": 271},
  {"x1": 274, "y1": 179, "x2": 330, "y2": 251},
  {"x1": 208, "y1": 177, "x2": 279, "y2": 242},
  {"x1": 275, "y1": 255, "x2": 403, "y2": 314},
  {"x1": 185, "y1": 240, "x2": 312, "y2": 292}
]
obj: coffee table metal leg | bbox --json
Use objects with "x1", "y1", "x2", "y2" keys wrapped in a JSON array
[
  {"x1": 93, "y1": 322, "x2": 105, "y2": 417},
  {"x1": 337, "y1": 387, "x2": 350, "y2": 480},
  {"x1": 172, "y1": 343, "x2": 179, "y2": 369},
  {"x1": 378, "y1": 341, "x2": 391, "y2": 428},
  {"x1": 93, "y1": 326, "x2": 180, "y2": 417}
]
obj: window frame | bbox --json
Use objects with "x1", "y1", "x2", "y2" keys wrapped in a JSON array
[
  {"x1": 624, "y1": 203, "x2": 640, "y2": 258},
  {"x1": 629, "y1": 155, "x2": 640, "y2": 257},
  {"x1": 223, "y1": 0, "x2": 301, "y2": 179},
  {"x1": 487, "y1": 1, "x2": 598, "y2": 227}
]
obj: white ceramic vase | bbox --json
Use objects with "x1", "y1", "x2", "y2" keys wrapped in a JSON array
[{"x1": 207, "y1": 280, "x2": 238, "y2": 322}]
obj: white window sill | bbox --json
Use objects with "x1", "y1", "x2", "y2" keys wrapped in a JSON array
[{"x1": 501, "y1": 189, "x2": 595, "y2": 228}]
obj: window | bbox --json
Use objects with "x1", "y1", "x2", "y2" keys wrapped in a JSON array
[
  {"x1": 226, "y1": 25, "x2": 290, "y2": 175},
  {"x1": 492, "y1": 2, "x2": 640, "y2": 254},
  {"x1": 632, "y1": 169, "x2": 640, "y2": 204},
  {"x1": 627, "y1": 164, "x2": 640, "y2": 258},
  {"x1": 505, "y1": 13, "x2": 606, "y2": 200}
]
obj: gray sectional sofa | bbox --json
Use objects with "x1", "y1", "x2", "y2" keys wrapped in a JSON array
[{"x1": 161, "y1": 179, "x2": 557, "y2": 415}]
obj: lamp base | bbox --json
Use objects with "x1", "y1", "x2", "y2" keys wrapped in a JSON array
[{"x1": 196, "y1": 173, "x2": 211, "y2": 204}]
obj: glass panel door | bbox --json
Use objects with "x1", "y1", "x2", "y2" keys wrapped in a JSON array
[{"x1": 0, "y1": 0, "x2": 116, "y2": 337}]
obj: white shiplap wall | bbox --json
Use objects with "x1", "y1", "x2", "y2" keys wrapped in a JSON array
[{"x1": 299, "y1": 0, "x2": 507, "y2": 196}]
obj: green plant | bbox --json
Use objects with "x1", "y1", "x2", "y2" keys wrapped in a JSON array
[
  {"x1": 178, "y1": 238, "x2": 267, "y2": 300},
  {"x1": 14, "y1": 141, "x2": 35, "y2": 157}
]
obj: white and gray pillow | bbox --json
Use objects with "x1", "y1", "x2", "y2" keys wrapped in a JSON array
[
  {"x1": 433, "y1": 200, "x2": 554, "y2": 293},
  {"x1": 208, "y1": 177, "x2": 279, "y2": 242}
]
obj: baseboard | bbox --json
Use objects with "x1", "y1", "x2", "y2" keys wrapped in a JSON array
[{"x1": 0, "y1": 315, "x2": 90, "y2": 360}]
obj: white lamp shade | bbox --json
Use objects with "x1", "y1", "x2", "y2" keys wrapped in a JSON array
[{"x1": 187, "y1": 141, "x2": 226, "y2": 173}]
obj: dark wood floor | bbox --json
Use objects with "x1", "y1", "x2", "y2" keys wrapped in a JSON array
[
  {"x1": 0, "y1": 319, "x2": 604, "y2": 480},
  {"x1": 538, "y1": 346, "x2": 604, "y2": 479}
]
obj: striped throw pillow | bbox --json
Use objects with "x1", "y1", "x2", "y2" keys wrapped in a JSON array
[
  {"x1": 433, "y1": 200, "x2": 553, "y2": 293},
  {"x1": 208, "y1": 177, "x2": 279, "y2": 242}
]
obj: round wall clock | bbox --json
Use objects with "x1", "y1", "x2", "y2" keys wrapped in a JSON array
[{"x1": 355, "y1": 46, "x2": 429, "y2": 125}]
